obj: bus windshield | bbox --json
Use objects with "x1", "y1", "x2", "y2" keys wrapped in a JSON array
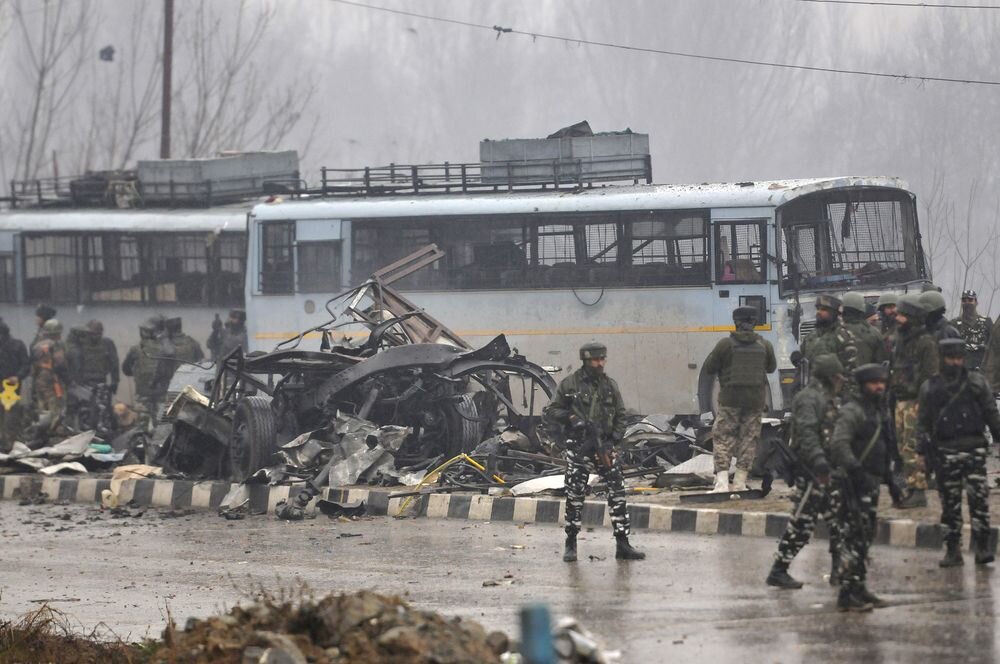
[{"x1": 777, "y1": 187, "x2": 924, "y2": 293}]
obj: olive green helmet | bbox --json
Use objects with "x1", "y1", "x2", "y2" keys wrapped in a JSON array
[
  {"x1": 896, "y1": 294, "x2": 926, "y2": 319},
  {"x1": 919, "y1": 290, "x2": 946, "y2": 314},
  {"x1": 811, "y1": 353, "x2": 844, "y2": 381},
  {"x1": 815, "y1": 294, "x2": 842, "y2": 313},
  {"x1": 841, "y1": 292, "x2": 866, "y2": 314},
  {"x1": 580, "y1": 342, "x2": 607, "y2": 361},
  {"x1": 876, "y1": 293, "x2": 897, "y2": 309},
  {"x1": 41, "y1": 318, "x2": 63, "y2": 338}
]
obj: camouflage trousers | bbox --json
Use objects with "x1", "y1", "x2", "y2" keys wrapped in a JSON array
[
  {"x1": 31, "y1": 372, "x2": 65, "y2": 427},
  {"x1": 938, "y1": 447, "x2": 990, "y2": 546},
  {"x1": 564, "y1": 445, "x2": 630, "y2": 538},
  {"x1": 774, "y1": 477, "x2": 842, "y2": 566},
  {"x1": 712, "y1": 406, "x2": 760, "y2": 474},
  {"x1": 136, "y1": 395, "x2": 165, "y2": 432},
  {"x1": 836, "y1": 478, "x2": 880, "y2": 595},
  {"x1": 895, "y1": 399, "x2": 927, "y2": 490}
]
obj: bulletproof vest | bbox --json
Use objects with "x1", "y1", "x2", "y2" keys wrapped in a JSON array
[
  {"x1": 132, "y1": 339, "x2": 163, "y2": 395},
  {"x1": 80, "y1": 337, "x2": 110, "y2": 382},
  {"x1": 173, "y1": 335, "x2": 201, "y2": 363},
  {"x1": 722, "y1": 338, "x2": 766, "y2": 388},
  {"x1": 954, "y1": 316, "x2": 989, "y2": 351},
  {"x1": 848, "y1": 399, "x2": 889, "y2": 474},
  {"x1": 930, "y1": 375, "x2": 984, "y2": 441}
]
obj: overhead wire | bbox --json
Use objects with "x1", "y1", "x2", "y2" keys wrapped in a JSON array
[
  {"x1": 328, "y1": 0, "x2": 1000, "y2": 87},
  {"x1": 795, "y1": 0, "x2": 1000, "y2": 8}
]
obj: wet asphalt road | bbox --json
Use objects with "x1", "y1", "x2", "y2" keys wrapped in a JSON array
[{"x1": 1, "y1": 500, "x2": 998, "y2": 662}]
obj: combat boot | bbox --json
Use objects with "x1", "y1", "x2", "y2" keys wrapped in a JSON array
[
  {"x1": 766, "y1": 561, "x2": 803, "y2": 589},
  {"x1": 939, "y1": 541, "x2": 964, "y2": 568},
  {"x1": 837, "y1": 588, "x2": 873, "y2": 613},
  {"x1": 615, "y1": 535, "x2": 646, "y2": 560},
  {"x1": 712, "y1": 470, "x2": 730, "y2": 493},
  {"x1": 731, "y1": 468, "x2": 749, "y2": 492},
  {"x1": 974, "y1": 534, "x2": 995, "y2": 565},
  {"x1": 859, "y1": 587, "x2": 889, "y2": 609},
  {"x1": 563, "y1": 534, "x2": 578, "y2": 563},
  {"x1": 897, "y1": 489, "x2": 927, "y2": 509}
]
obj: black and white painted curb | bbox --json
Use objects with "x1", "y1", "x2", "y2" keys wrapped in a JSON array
[{"x1": 1, "y1": 474, "x2": 993, "y2": 552}]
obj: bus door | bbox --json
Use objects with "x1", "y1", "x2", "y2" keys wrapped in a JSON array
[{"x1": 699, "y1": 211, "x2": 773, "y2": 411}]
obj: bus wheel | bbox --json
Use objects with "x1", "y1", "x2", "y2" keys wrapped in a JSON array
[{"x1": 228, "y1": 396, "x2": 277, "y2": 482}]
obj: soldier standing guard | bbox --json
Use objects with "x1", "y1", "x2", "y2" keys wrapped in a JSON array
[
  {"x1": 703, "y1": 306, "x2": 777, "y2": 492},
  {"x1": 891, "y1": 294, "x2": 939, "y2": 509},
  {"x1": 543, "y1": 342, "x2": 645, "y2": 562},
  {"x1": 30, "y1": 319, "x2": 69, "y2": 436},
  {"x1": 122, "y1": 318, "x2": 175, "y2": 429},
  {"x1": 766, "y1": 354, "x2": 844, "y2": 590},
  {"x1": 830, "y1": 364, "x2": 892, "y2": 612},
  {"x1": 951, "y1": 290, "x2": 992, "y2": 370},
  {"x1": 920, "y1": 290, "x2": 962, "y2": 343},
  {"x1": 918, "y1": 339, "x2": 1000, "y2": 567},
  {"x1": 840, "y1": 293, "x2": 885, "y2": 365}
]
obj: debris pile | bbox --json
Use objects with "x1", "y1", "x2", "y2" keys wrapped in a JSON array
[{"x1": 0, "y1": 431, "x2": 125, "y2": 475}]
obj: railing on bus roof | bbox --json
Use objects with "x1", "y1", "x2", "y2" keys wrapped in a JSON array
[{"x1": 318, "y1": 154, "x2": 654, "y2": 197}]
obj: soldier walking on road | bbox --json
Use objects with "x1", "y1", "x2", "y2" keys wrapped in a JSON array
[
  {"x1": 918, "y1": 339, "x2": 1000, "y2": 567},
  {"x1": 891, "y1": 294, "x2": 939, "y2": 509},
  {"x1": 830, "y1": 364, "x2": 892, "y2": 612},
  {"x1": 951, "y1": 290, "x2": 992, "y2": 371},
  {"x1": 704, "y1": 307, "x2": 777, "y2": 493},
  {"x1": 766, "y1": 354, "x2": 844, "y2": 590},
  {"x1": 543, "y1": 342, "x2": 645, "y2": 562}
]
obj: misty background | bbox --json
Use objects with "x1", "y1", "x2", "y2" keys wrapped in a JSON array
[{"x1": 2, "y1": 0, "x2": 998, "y2": 313}]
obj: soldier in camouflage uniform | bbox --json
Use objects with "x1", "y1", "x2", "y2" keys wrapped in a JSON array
[
  {"x1": 841, "y1": 293, "x2": 886, "y2": 366},
  {"x1": 766, "y1": 354, "x2": 844, "y2": 590},
  {"x1": 704, "y1": 307, "x2": 777, "y2": 493},
  {"x1": 67, "y1": 320, "x2": 119, "y2": 392},
  {"x1": 921, "y1": 290, "x2": 962, "y2": 344},
  {"x1": 891, "y1": 294, "x2": 939, "y2": 508},
  {"x1": 951, "y1": 290, "x2": 992, "y2": 370},
  {"x1": 122, "y1": 318, "x2": 175, "y2": 430},
  {"x1": 543, "y1": 342, "x2": 645, "y2": 562},
  {"x1": 165, "y1": 317, "x2": 204, "y2": 380},
  {"x1": 830, "y1": 364, "x2": 892, "y2": 612},
  {"x1": 919, "y1": 339, "x2": 1000, "y2": 567},
  {"x1": 30, "y1": 319, "x2": 69, "y2": 435},
  {"x1": 876, "y1": 293, "x2": 898, "y2": 361},
  {"x1": 800, "y1": 295, "x2": 856, "y2": 389}
]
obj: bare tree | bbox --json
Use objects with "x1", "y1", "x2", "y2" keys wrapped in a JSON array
[
  {"x1": 941, "y1": 181, "x2": 994, "y2": 313},
  {"x1": 171, "y1": 0, "x2": 317, "y2": 159},
  {"x1": 6, "y1": 0, "x2": 93, "y2": 182}
]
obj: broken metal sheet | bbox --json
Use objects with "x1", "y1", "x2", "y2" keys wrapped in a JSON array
[
  {"x1": 316, "y1": 499, "x2": 367, "y2": 518},
  {"x1": 218, "y1": 484, "x2": 251, "y2": 518},
  {"x1": 279, "y1": 430, "x2": 332, "y2": 468},
  {"x1": 368, "y1": 425, "x2": 410, "y2": 454},
  {"x1": 510, "y1": 473, "x2": 601, "y2": 497},
  {"x1": 38, "y1": 461, "x2": 88, "y2": 476},
  {"x1": 663, "y1": 453, "x2": 714, "y2": 476}
]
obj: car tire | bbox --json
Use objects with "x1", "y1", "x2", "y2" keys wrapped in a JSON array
[{"x1": 228, "y1": 396, "x2": 277, "y2": 482}]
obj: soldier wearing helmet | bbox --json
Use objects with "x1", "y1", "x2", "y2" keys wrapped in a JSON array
[
  {"x1": 841, "y1": 292, "x2": 886, "y2": 367},
  {"x1": 920, "y1": 290, "x2": 961, "y2": 344},
  {"x1": 30, "y1": 318, "x2": 69, "y2": 438},
  {"x1": 829, "y1": 363, "x2": 893, "y2": 612},
  {"x1": 950, "y1": 290, "x2": 991, "y2": 370},
  {"x1": 799, "y1": 295, "x2": 856, "y2": 390},
  {"x1": 703, "y1": 306, "x2": 777, "y2": 493},
  {"x1": 208, "y1": 309, "x2": 249, "y2": 361},
  {"x1": 543, "y1": 341, "x2": 645, "y2": 562},
  {"x1": 767, "y1": 354, "x2": 845, "y2": 590},
  {"x1": 122, "y1": 317, "x2": 176, "y2": 429},
  {"x1": 890, "y1": 294, "x2": 939, "y2": 508},
  {"x1": 919, "y1": 338, "x2": 1000, "y2": 568},
  {"x1": 875, "y1": 293, "x2": 899, "y2": 358}
]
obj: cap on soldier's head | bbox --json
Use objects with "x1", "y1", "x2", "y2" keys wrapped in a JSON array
[
  {"x1": 580, "y1": 342, "x2": 607, "y2": 361},
  {"x1": 939, "y1": 338, "x2": 966, "y2": 357},
  {"x1": 815, "y1": 294, "x2": 842, "y2": 313},
  {"x1": 812, "y1": 354, "x2": 845, "y2": 381},
  {"x1": 876, "y1": 293, "x2": 897, "y2": 309},
  {"x1": 733, "y1": 306, "x2": 758, "y2": 323},
  {"x1": 919, "y1": 290, "x2": 946, "y2": 314},
  {"x1": 896, "y1": 294, "x2": 926, "y2": 319},
  {"x1": 841, "y1": 292, "x2": 866, "y2": 314},
  {"x1": 854, "y1": 363, "x2": 888, "y2": 384},
  {"x1": 165, "y1": 317, "x2": 182, "y2": 334},
  {"x1": 962, "y1": 289, "x2": 978, "y2": 301}
]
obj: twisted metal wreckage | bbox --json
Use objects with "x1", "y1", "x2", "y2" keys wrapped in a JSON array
[{"x1": 151, "y1": 245, "x2": 783, "y2": 519}]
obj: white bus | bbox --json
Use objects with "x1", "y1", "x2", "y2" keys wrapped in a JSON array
[{"x1": 246, "y1": 175, "x2": 928, "y2": 415}]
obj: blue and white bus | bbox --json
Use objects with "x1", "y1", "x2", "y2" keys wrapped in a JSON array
[{"x1": 245, "y1": 175, "x2": 928, "y2": 415}]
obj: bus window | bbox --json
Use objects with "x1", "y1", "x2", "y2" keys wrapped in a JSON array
[
  {"x1": 628, "y1": 211, "x2": 709, "y2": 286},
  {"x1": 149, "y1": 234, "x2": 211, "y2": 304},
  {"x1": 260, "y1": 222, "x2": 295, "y2": 294},
  {"x1": 212, "y1": 234, "x2": 246, "y2": 305},
  {"x1": 24, "y1": 234, "x2": 81, "y2": 303},
  {"x1": 715, "y1": 221, "x2": 766, "y2": 284},
  {"x1": 298, "y1": 240, "x2": 342, "y2": 292},
  {"x1": 0, "y1": 254, "x2": 14, "y2": 302}
]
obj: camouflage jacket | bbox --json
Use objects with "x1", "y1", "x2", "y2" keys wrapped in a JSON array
[
  {"x1": 543, "y1": 366, "x2": 627, "y2": 446},
  {"x1": 927, "y1": 316, "x2": 962, "y2": 343},
  {"x1": 951, "y1": 314, "x2": 992, "y2": 355},
  {"x1": 801, "y1": 320, "x2": 856, "y2": 373},
  {"x1": 703, "y1": 331, "x2": 777, "y2": 410},
  {"x1": 830, "y1": 396, "x2": 891, "y2": 480},
  {"x1": 790, "y1": 380, "x2": 839, "y2": 476},
  {"x1": 842, "y1": 315, "x2": 886, "y2": 366},
  {"x1": 123, "y1": 338, "x2": 174, "y2": 398},
  {"x1": 891, "y1": 327, "x2": 938, "y2": 401},
  {"x1": 918, "y1": 369, "x2": 1000, "y2": 451}
]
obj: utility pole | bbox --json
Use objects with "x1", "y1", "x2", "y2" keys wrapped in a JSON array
[{"x1": 160, "y1": 0, "x2": 174, "y2": 159}]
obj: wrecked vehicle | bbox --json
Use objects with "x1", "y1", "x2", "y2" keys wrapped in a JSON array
[{"x1": 157, "y1": 246, "x2": 557, "y2": 482}]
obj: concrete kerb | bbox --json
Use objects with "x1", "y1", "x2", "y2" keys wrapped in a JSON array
[{"x1": 0, "y1": 473, "x2": 994, "y2": 552}]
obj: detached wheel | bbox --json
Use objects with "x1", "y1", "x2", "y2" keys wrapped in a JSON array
[{"x1": 228, "y1": 396, "x2": 277, "y2": 482}]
